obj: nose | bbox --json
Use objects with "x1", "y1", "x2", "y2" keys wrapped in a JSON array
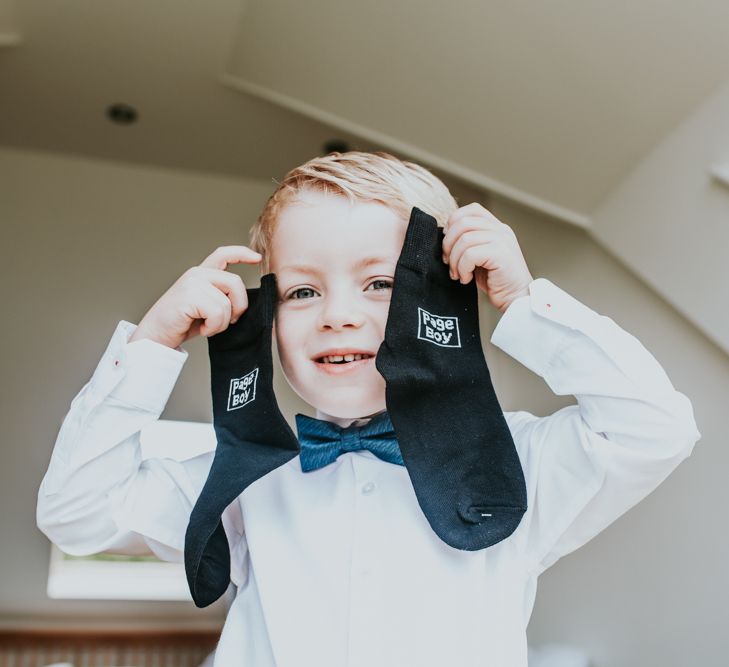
[{"x1": 316, "y1": 288, "x2": 366, "y2": 331}]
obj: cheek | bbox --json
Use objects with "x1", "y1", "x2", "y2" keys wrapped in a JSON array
[
  {"x1": 272, "y1": 312, "x2": 299, "y2": 367},
  {"x1": 375, "y1": 303, "x2": 390, "y2": 335},
  {"x1": 272, "y1": 320, "x2": 286, "y2": 357}
]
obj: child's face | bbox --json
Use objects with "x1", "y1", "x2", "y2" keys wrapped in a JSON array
[{"x1": 270, "y1": 189, "x2": 407, "y2": 419}]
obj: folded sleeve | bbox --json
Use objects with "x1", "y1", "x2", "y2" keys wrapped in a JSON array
[
  {"x1": 36, "y1": 321, "x2": 228, "y2": 564},
  {"x1": 490, "y1": 279, "x2": 702, "y2": 577}
]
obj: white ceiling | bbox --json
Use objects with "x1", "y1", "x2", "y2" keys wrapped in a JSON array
[
  {"x1": 2, "y1": 0, "x2": 728, "y2": 350},
  {"x1": 0, "y1": 0, "x2": 359, "y2": 182},
  {"x1": 224, "y1": 0, "x2": 729, "y2": 221}
]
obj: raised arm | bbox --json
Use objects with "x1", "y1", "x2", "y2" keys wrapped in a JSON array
[
  {"x1": 36, "y1": 321, "x2": 221, "y2": 563},
  {"x1": 491, "y1": 279, "x2": 701, "y2": 576}
]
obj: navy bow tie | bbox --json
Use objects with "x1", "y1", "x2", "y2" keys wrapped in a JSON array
[{"x1": 294, "y1": 410, "x2": 404, "y2": 472}]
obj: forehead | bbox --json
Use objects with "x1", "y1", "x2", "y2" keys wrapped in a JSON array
[{"x1": 270, "y1": 192, "x2": 406, "y2": 272}]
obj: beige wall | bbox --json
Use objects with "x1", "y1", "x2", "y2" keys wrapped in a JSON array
[
  {"x1": 0, "y1": 146, "x2": 282, "y2": 626},
  {"x1": 1, "y1": 147, "x2": 724, "y2": 663},
  {"x1": 487, "y1": 195, "x2": 725, "y2": 666}
]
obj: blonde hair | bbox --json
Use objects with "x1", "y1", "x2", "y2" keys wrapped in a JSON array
[{"x1": 249, "y1": 150, "x2": 459, "y2": 274}]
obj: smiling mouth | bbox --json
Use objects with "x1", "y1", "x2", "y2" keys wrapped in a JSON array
[
  {"x1": 315, "y1": 353, "x2": 374, "y2": 365},
  {"x1": 313, "y1": 354, "x2": 375, "y2": 373}
]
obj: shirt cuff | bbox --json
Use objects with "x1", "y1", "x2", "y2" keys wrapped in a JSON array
[
  {"x1": 90, "y1": 320, "x2": 189, "y2": 414},
  {"x1": 490, "y1": 278, "x2": 596, "y2": 376}
]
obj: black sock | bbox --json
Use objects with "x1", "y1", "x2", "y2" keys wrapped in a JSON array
[
  {"x1": 374, "y1": 206, "x2": 527, "y2": 550},
  {"x1": 184, "y1": 273, "x2": 300, "y2": 608}
]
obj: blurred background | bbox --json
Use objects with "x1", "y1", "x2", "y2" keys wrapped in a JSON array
[{"x1": 1, "y1": 1, "x2": 727, "y2": 665}]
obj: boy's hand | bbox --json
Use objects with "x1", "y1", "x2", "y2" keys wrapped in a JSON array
[
  {"x1": 441, "y1": 203, "x2": 534, "y2": 313},
  {"x1": 128, "y1": 246, "x2": 263, "y2": 349}
]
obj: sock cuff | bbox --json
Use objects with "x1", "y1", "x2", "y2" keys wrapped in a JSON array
[
  {"x1": 208, "y1": 275, "x2": 277, "y2": 355},
  {"x1": 400, "y1": 207, "x2": 440, "y2": 274},
  {"x1": 259, "y1": 273, "x2": 277, "y2": 328}
]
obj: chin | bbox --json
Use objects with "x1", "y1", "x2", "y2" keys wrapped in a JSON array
[
  {"x1": 314, "y1": 397, "x2": 386, "y2": 420},
  {"x1": 283, "y1": 365, "x2": 386, "y2": 419}
]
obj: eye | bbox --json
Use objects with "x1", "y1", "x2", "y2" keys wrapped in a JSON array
[
  {"x1": 367, "y1": 278, "x2": 394, "y2": 292},
  {"x1": 287, "y1": 286, "x2": 318, "y2": 300}
]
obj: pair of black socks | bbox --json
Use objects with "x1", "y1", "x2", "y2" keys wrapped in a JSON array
[{"x1": 184, "y1": 206, "x2": 527, "y2": 608}]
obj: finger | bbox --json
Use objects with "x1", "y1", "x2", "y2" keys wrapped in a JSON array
[
  {"x1": 443, "y1": 203, "x2": 492, "y2": 237},
  {"x1": 449, "y1": 230, "x2": 491, "y2": 282},
  {"x1": 455, "y1": 242, "x2": 491, "y2": 285},
  {"x1": 199, "y1": 245, "x2": 262, "y2": 270},
  {"x1": 442, "y1": 214, "x2": 497, "y2": 261},
  {"x1": 447, "y1": 228, "x2": 492, "y2": 279},
  {"x1": 197, "y1": 267, "x2": 249, "y2": 323},
  {"x1": 196, "y1": 281, "x2": 234, "y2": 336}
]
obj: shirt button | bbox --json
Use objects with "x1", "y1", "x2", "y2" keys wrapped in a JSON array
[{"x1": 361, "y1": 481, "x2": 376, "y2": 495}]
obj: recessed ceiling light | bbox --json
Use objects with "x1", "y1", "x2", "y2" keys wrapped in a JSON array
[{"x1": 106, "y1": 103, "x2": 138, "y2": 125}]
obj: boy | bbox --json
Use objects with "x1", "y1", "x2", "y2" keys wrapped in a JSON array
[{"x1": 37, "y1": 151, "x2": 701, "y2": 666}]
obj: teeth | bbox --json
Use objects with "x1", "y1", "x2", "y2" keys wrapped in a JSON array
[{"x1": 321, "y1": 354, "x2": 371, "y2": 363}]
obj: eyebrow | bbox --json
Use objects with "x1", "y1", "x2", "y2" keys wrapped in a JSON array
[{"x1": 280, "y1": 255, "x2": 395, "y2": 275}]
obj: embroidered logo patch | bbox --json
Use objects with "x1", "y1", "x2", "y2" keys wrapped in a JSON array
[
  {"x1": 417, "y1": 307, "x2": 461, "y2": 348},
  {"x1": 227, "y1": 368, "x2": 259, "y2": 411}
]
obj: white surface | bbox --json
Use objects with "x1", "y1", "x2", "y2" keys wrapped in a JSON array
[{"x1": 528, "y1": 643, "x2": 590, "y2": 666}]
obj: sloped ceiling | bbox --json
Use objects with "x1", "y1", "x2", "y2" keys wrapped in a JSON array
[
  {"x1": 224, "y1": 0, "x2": 729, "y2": 222},
  {"x1": 1, "y1": 0, "x2": 727, "y2": 351},
  {"x1": 591, "y1": 78, "x2": 729, "y2": 354}
]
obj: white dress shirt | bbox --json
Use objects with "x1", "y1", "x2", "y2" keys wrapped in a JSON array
[{"x1": 36, "y1": 278, "x2": 701, "y2": 667}]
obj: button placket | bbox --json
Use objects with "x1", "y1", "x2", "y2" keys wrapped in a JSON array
[{"x1": 348, "y1": 454, "x2": 384, "y2": 665}]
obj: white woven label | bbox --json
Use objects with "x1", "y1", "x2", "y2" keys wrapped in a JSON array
[
  {"x1": 417, "y1": 307, "x2": 461, "y2": 348},
  {"x1": 227, "y1": 368, "x2": 259, "y2": 411}
]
